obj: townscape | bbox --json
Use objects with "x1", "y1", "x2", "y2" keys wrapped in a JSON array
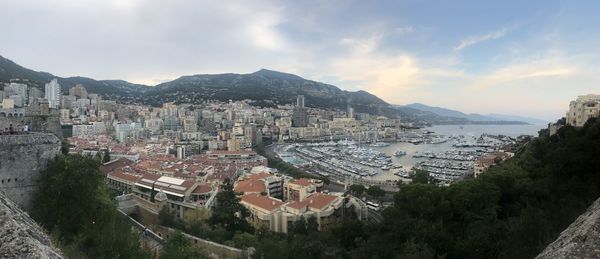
[{"x1": 2, "y1": 1, "x2": 600, "y2": 258}]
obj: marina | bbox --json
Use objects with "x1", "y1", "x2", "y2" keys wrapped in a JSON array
[{"x1": 274, "y1": 124, "x2": 543, "y2": 185}]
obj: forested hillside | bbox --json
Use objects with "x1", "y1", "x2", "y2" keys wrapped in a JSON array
[{"x1": 353, "y1": 118, "x2": 600, "y2": 258}]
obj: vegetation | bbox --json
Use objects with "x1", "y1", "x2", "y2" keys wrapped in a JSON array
[
  {"x1": 209, "y1": 179, "x2": 254, "y2": 237},
  {"x1": 161, "y1": 231, "x2": 208, "y2": 259},
  {"x1": 366, "y1": 186, "x2": 385, "y2": 199},
  {"x1": 411, "y1": 169, "x2": 430, "y2": 184},
  {"x1": 31, "y1": 154, "x2": 209, "y2": 258},
  {"x1": 159, "y1": 206, "x2": 185, "y2": 230},
  {"x1": 350, "y1": 118, "x2": 600, "y2": 258},
  {"x1": 349, "y1": 184, "x2": 366, "y2": 196},
  {"x1": 31, "y1": 155, "x2": 151, "y2": 258},
  {"x1": 157, "y1": 179, "x2": 257, "y2": 247},
  {"x1": 31, "y1": 119, "x2": 600, "y2": 258},
  {"x1": 247, "y1": 119, "x2": 600, "y2": 258}
]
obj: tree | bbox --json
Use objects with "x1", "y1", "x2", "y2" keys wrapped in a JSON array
[
  {"x1": 331, "y1": 220, "x2": 365, "y2": 249},
  {"x1": 60, "y1": 140, "x2": 71, "y2": 155},
  {"x1": 209, "y1": 178, "x2": 254, "y2": 236},
  {"x1": 184, "y1": 207, "x2": 211, "y2": 223},
  {"x1": 306, "y1": 216, "x2": 319, "y2": 233},
  {"x1": 159, "y1": 207, "x2": 185, "y2": 230},
  {"x1": 32, "y1": 155, "x2": 108, "y2": 241},
  {"x1": 291, "y1": 216, "x2": 308, "y2": 235},
  {"x1": 102, "y1": 149, "x2": 111, "y2": 163},
  {"x1": 367, "y1": 186, "x2": 385, "y2": 199},
  {"x1": 349, "y1": 184, "x2": 366, "y2": 196},
  {"x1": 320, "y1": 176, "x2": 331, "y2": 185},
  {"x1": 412, "y1": 170, "x2": 429, "y2": 184},
  {"x1": 161, "y1": 231, "x2": 208, "y2": 259},
  {"x1": 228, "y1": 232, "x2": 258, "y2": 249},
  {"x1": 31, "y1": 154, "x2": 151, "y2": 258}
]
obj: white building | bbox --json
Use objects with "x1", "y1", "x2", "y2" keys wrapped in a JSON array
[
  {"x1": 567, "y1": 94, "x2": 600, "y2": 127},
  {"x1": 45, "y1": 79, "x2": 61, "y2": 109},
  {"x1": 5, "y1": 83, "x2": 27, "y2": 103},
  {"x1": 8, "y1": 95, "x2": 24, "y2": 107},
  {"x1": 115, "y1": 123, "x2": 135, "y2": 143}
]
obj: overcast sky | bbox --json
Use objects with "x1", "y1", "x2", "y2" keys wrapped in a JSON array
[{"x1": 2, "y1": 0, "x2": 599, "y2": 120}]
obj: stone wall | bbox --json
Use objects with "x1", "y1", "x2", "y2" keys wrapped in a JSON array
[
  {"x1": 157, "y1": 226, "x2": 252, "y2": 259},
  {"x1": 0, "y1": 191, "x2": 63, "y2": 258},
  {"x1": 0, "y1": 113, "x2": 63, "y2": 139},
  {"x1": 537, "y1": 198, "x2": 600, "y2": 258},
  {"x1": 0, "y1": 133, "x2": 61, "y2": 210}
]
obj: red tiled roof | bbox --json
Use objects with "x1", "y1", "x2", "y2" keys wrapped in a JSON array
[
  {"x1": 247, "y1": 172, "x2": 272, "y2": 181},
  {"x1": 290, "y1": 178, "x2": 314, "y2": 187},
  {"x1": 100, "y1": 158, "x2": 134, "y2": 175},
  {"x1": 108, "y1": 170, "x2": 141, "y2": 183},
  {"x1": 240, "y1": 193, "x2": 284, "y2": 212},
  {"x1": 305, "y1": 193, "x2": 338, "y2": 210},
  {"x1": 192, "y1": 184, "x2": 212, "y2": 194},
  {"x1": 286, "y1": 200, "x2": 307, "y2": 210},
  {"x1": 208, "y1": 150, "x2": 255, "y2": 155},
  {"x1": 234, "y1": 179, "x2": 266, "y2": 194}
]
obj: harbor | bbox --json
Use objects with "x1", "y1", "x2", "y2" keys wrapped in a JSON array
[{"x1": 274, "y1": 124, "x2": 541, "y2": 185}]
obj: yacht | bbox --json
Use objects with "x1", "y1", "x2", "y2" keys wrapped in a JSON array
[
  {"x1": 369, "y1": 142, "x2": 390, "y2": 147},
  {"x1": 393, "y1": 150, "x2": 407, "y2": 157}
]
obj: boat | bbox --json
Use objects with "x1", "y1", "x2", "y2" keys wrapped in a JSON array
[
  {"x1": 369, "y1": 142, "x2": 390, "y2": 147},
  {"x1": 393, "y1": 150, "x2": 407, "y2": 157}
]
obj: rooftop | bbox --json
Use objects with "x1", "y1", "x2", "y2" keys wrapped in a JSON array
[
  {"x1": 240, "y1": 193, "x2": 284, "y2": 212},
  {"x1": 100, "y1": 158, "x2": 134, "y2": 175},
  {"x1": 289, "y1": 178, "x2": 316, "y2": 187},
  {"x1": 234, "y1": 179, "x2": 266, "y2": 194},
  {"x1": 304, "y1": 193, "x2": 339, "y2": 210}
]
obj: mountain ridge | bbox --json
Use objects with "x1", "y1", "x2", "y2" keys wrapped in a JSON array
[
  {"x1": 405, "y1": 103, "x2": 545, "y2": 125},
  {"x1": 0, "y1": 55, "x2": 530, "y2": 125}
]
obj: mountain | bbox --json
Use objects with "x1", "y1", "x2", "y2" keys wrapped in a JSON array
[
  {"x1": 144, "y1": 69, "x2": 386, "y2": 112},
  {"x1": 0, "y1": 55, "x2": 532, "y2": 125},
  {"x1": 405, "y1": 103, "x2": 539, "y2": 124},
  {"x1": 487, "y1": 113, "x2": 549, "y2": 125},
  {"x1": 0, "y1": 55, "x2": 148, "y2": 98}
]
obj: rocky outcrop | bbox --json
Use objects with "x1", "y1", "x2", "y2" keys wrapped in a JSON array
[
  {"x1": 0, "y1": 191, "x2": 63, "y2": 258},
  {"x1": 537, "y1": 198, "x2": 600, "y2": 258}
]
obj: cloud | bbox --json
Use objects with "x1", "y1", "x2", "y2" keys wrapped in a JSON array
[
  {"x1": 395, "y1": 26, "x2": 415, "y2": 34},
  {"x1": 338, "y1": 34, "x2": 382, "y2": 54},
  {"x1": 454, "y1": 27, "x2": 509, "y2": 51},
  {"x1": 329, "y1": 33, "x2": 460, "y2": 104},
  {"x1": 0, "y1": 0, "x2": 597, "y2": 120},
  {"x1": 471, "y1": 55, "x2": 577, "y2": 89}
]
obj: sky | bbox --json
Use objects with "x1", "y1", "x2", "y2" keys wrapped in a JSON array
[{"x1": 1, "y1": 0, "x2": 599, "y2": 120}]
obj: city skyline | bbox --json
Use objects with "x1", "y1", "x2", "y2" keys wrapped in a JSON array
[{"x1": 2, "y1": 1, "x2": 599, "y2": 120}]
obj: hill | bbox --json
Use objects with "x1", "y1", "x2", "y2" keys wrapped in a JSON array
[
  {"x1": 0, "y1": 55, "x2": 148, "y2": 98},
  {"x1": 1, "y1": 55, "x2": 530, "y2": 125},
  {"x1": 143, "y1": 69, "x2": 388, "y2": 114},
  {"x1": 405, "y1": 103, "x2": 537, "y2": 124}
]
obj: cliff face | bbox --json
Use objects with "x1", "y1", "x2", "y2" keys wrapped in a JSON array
[
  {"x1": 537, "y1": 198, "x2": 600, "y2": 258},
  {"x1": 0, "y1": 191, "x2": 63, "y2": 258}
]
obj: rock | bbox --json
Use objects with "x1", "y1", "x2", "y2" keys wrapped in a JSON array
[
  {"x1": 0, "y1": 191, "x2": 63, "y2": 259},
  {"x1": 537, "y1": 198, "x2": 600, "y2": 259}
]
